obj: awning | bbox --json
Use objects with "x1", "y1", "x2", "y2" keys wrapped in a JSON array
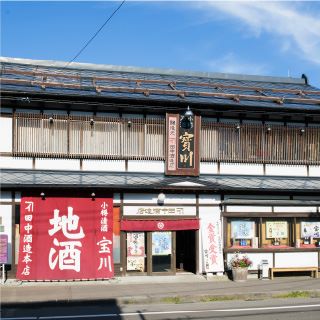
[{"x1": 121, "y1": 219, "x2": 199, "y2": 231}]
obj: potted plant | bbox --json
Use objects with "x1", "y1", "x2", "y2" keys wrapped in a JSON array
[{"x1": 229, "y1": 252, "x2": 252, "y2": 282}]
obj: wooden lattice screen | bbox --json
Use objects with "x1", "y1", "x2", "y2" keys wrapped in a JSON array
[
  {"x1": 13, "y1": 113, "x2": 165, "y2": 160},
  {"x1": 201, "y1": 121, "x2": 320, "y2": 165}
]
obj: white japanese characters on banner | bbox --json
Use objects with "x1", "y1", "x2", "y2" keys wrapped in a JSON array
[
  {"x1": 201, "y1": 217, "x2": 224, "y2": 273},
  {"x1": 17, "y1": 197, "x2": 113, "y2": 280}
]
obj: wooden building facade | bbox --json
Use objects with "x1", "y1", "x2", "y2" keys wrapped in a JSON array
[{"x1": 1, "y1": 57, "x2": 320, "y2": 280}]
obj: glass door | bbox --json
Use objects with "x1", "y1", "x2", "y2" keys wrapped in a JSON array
[{"x1": 150, "y1": 231, "x2": 175, "y2": 274}]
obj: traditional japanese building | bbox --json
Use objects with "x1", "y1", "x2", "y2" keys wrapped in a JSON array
[{"x1": 1, "y1": 56, "x2": 320, "y2": 280}]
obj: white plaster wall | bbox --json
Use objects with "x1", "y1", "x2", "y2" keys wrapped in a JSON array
[
  {"x1": 226, "y1": 252, "x2": 273, "y2": 271},
  {"x1": 0, "y1": 192, "x2": 12, "y2": 202},
  {"x1": 198, "y1": 194, "x2": 221, "y2": 205},
  {"x1": 0, "y1": 204, "x2": 13, "y2": 264},
  {"x1": 0, "y1": 117, "x2": 12, "y2": 152},
  {"x1": 220, "y1": 163, "x2": 264, "y2": 175},
  {"x1": 200, "y1": 162, "x2": 218, "y2": 174},
  {"x1": 309, "y1": 166, "x2": 320, "y2": 177},
  {"x1": 82, "y1": 160, "x2": 125, "y2": 172},
  {"x1": 226, "y1": 206, "x2": 272, "y2": 212},
  {"x1": 265, "y1": 165, "x2": 307, "y2": 176},
  {"x1": 275, "y1": 252, "x2": 318, "y2": 268},
  {"x1": 274, "y1": 206, "x2": 317, "y2": 213},
  {"x1": 123, "y1": 193, "x2": 196, "y2": 204},
  {"x1": 127, "y1": 160, "x2": 164, "y2": 173},
  {"x1": 35, "y1": 159, "x2": 80, "y2": 170},
  {"x1": 0, "y1": 156, "x2": 33, "y2": 169}
]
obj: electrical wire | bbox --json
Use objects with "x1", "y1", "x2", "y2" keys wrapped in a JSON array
[{"x1": 65, "y1": 0, "x2": 126, "y2": 68}]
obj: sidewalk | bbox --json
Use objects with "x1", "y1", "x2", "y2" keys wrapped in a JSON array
[{"x1": 1, "y1": 274, "x2": 320, "y2": 306}]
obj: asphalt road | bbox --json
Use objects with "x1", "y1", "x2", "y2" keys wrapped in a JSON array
[{"x1": 2, "y1": 298, "x2": 320, "y2": 320}]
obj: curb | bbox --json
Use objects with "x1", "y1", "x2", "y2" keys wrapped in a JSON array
[{"x1": 2, "y1": 289, "x2": 320, "y2": 307}]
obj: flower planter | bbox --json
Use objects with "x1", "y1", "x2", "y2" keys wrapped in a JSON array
[{"x1": 232, "y1": 267, "x2": 248, "y2": 282}]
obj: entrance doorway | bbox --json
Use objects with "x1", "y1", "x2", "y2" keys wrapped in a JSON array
[
  {"x1": 176, "y1": 230, "x2": 196, "y2": 273},
  {"x1": 124, "y1": 229, "x2": 197, "y2": 275}
]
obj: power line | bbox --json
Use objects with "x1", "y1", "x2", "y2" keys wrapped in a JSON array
[{"x1": 65, "y1": 0, "x2": 126, "y2": 67}]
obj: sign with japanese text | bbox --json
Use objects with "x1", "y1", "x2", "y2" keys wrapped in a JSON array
[
  {"x1": 127, "y1": 232, "x2": 145, "y2": 271},
  {"x1": 231, "y1": 220, "x2": 255, "y2": 239},
  {"x1": 301, "y1": 221, "x2": 320, "y2": 238},
  {"x1": 165, "y1": 113, "x2": 200, "y2": 176},
  {"x1": 123, "y1": 206, "x2": 196, "y2": 216},
  {"x1": 266, "y1": 221, "x2": 288, "y2": 238},
  {"x1": 201, "y1": 217, "x2": 224, "y2": 273},
  {"x1": 152, "y1": 232, "x2": 172, "y2": 255},
  {"x1": 17, "y1": 197, "x2": 113, "y2": 280}
]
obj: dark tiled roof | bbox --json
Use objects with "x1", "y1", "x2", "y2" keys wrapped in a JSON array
[
  {"x1": 1, "y1": 57, "x2": 320, "y2": 112},
  {"x1": 1, "y1": 169, "x2": 320, "y2": 193}
]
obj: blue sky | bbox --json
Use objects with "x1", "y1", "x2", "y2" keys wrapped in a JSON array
[{"x1": 1, "y1": 1, "x2": 320, "y2": 87}]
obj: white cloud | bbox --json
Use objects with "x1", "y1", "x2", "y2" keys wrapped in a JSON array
[
  {"x1": 193, "y1": 1, "x2": 320, "y2": 65},
  {"x1": 206, "y1": 52, "x2": 268, "y2": 75}
]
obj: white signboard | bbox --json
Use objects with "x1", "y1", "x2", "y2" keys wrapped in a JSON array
[
  {"x1": 201, "y1": 216, "x2": 224, "y2": 273},
  {"x1": 301, "y1": 221, "x2": 320, "y2": 238},
  {"x1": 123, "y1": 206, "x2": 196, "y2": 216},
  {"x1": 266, "y1": 221, "x2": 288, "y2": 238}
]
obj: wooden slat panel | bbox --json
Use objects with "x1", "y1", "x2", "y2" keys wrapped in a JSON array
[{"x1": 200, "y1": 121, "x2": 320, "y2": 165}]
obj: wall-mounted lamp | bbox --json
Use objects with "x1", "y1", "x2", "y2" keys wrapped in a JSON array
[
  {"x1": 157, "y1": 192, "x2": 166, "y2": 205},
  {"x1": 266, "y1": 127, "x2": 272, "y2": 133},
  {"x1": 180, "y1": 106, "x2": 194, "y2": 129},
  {"x1": 127, "y1": 120, "x2": 132, "y2": 128},
  {"x1": 48, "y1": 116, "x2": 54, "y2": 124},
  {"x1": 235, "y1": 124, "x2": 241, "y2": 131},
  {"x1": 90, "y1": 118, "x2": 95, "y2": 126},
  {"x1": 91, "y1": 192, "x2": 96, "y2": 201},
  {"x1": 21, "y1": 97, "x2": 30, "y2": 103},
  {"x1": 40, "y1": 192, "x2": 46, "y2": 200},
  {"x1": 300, "y1": 128, "x2": 305, "y2": 135},
  {"x1": 184, "y1": 106, "x2": 194, "y2": 118}
]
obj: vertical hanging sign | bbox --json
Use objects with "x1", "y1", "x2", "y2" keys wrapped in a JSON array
[
  {"x1": 17, "y1": 197, "x2": 114, "y2": 281},
  {"x1": 165, "y1": 112, "x2": 200, "y2": 176}
]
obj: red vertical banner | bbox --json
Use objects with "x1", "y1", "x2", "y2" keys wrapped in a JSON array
[{"x1": 17, "y1": 197, "x2": 113, "y2": 280}]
